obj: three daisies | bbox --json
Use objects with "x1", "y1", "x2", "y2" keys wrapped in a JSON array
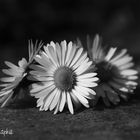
[{"x1": 0, "y1": 35, "x2": 138, "y2": 114}]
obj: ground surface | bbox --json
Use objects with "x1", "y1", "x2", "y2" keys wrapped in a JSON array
[{"x1": 0, "y1": 87, "x2": 140, "y2": 140}]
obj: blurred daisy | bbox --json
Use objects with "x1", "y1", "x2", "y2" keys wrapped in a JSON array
[
  {"x1": 0, "y1": 41, "x2": 43, "y2": 107},
  {"x1": 87, "y1": 35, "x2": 138, "y2": 106},
  {"x1": 29, "y1": 40, "x2": 98, "y2": 114}
]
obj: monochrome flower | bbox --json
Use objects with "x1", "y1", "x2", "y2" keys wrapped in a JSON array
[
  {"x1": 0, "y1": 41, "x2": 43, "y2": 107},
  {"x1": 29, "y1": 40, "x2": 98, "y2": 114},
  {"x1": 87, "y1": 35, "x2": 138, "y2": 106}
]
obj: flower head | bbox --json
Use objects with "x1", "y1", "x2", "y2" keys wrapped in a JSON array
[
  {"x1": 29, "y1": 40, "x2": 98, "y2": 114},
  {"x1": 0, "y1": 41, "x2": 43, "y2": 107},
  {"x1": 87, "y1": 35, "x2": 138, "y2": 106}
]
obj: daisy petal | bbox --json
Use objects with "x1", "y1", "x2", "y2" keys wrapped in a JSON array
[
  {"x1": 75, "y1": 60, "x2": 92, "y2": 75},
  {"x1": 44, "y1": 45, "x2": 58, "y2": 67},
  {"x1": 67, "y1": 92, "x2": 74, "y2": 114},
  {"x1": 2, "y1": 69, "x2": 21, "y2": 77},
  {"x1": 0, "y1": 89, "x2": 13, "y2": 97},
  {"x1": 0, "y1": 77, "x2": 15, "y2": 82},
  {"x1": 30, "y1": 70, "x2": 53, "y2": 77},
  {"x1": 121, "y1": 69, "x2": 138, "y2": 76},
  {"x1": 32, "y1": 76, "x2": 53, "y2": 82},
  {"x1": 72, "y1": 52, "x2": 87, "y2": 70},
  {"x1": 44, "y1": 88, "x2": 57, "y2": 111},
  {"x1": 113, "y1": 55, "x2": 133, "y2": 67},
  {"x1": 59, "y1": 91, "x2": 66, "y2": 112},
  {"x1": 50, "y1": 89, "x2": 61, "y2": 111},
  {"x1": 55, "y1": 43, "x2": 62, "y2": 65},
  {"x1": 54, "y1": 98, "x2": 61, "y2": 114},
  {"x1": 77, "y1": 77, "x2": 99, "y2": 83},
  {"x1": 30, "y1": 81, "x2": 54, "y2": 93},
  {"x1": 70, "y1": 91, "x2": 80, "y2": 105},
  {"x1": 61, "y1": 40, "x2": 67, "y2": 65},
  {"x1": 33, "y1": 84, "x2": 55, "y2": 98},
  {"x1": 102, "y1": 85, "x2": 120, "y2": 104},
  {"x1": 5, "y1": 61, "x2": 19, "y2": 70},
  {"x1": 75, "y1": 86, "x2": 95, "y2": 99},
  {"x1": 72, "y1": 89, "x2": 89, "y2": 108},
  {"x1": 70, "y1": 47, "x2": 83, "y2": 67},
  {"x1": 77, "y1": 81, "x2": 97, "y2": 88},
  {"x1": 110, "y1": 49, "x2": 127, "y2": 63},
  {"x1": 105, "y1": 48, "x2": 117, "y2": 61},
  {"x1": 34, "y1": 55, "x2": 53, "y2": 69},
  {"x1": 66, "y1": 44, "x2": 77, "y2": 66},
  {"x1": 77, "y1": 73, "x2": 97, "y2": 79},
  {"x1": 118, "y1": 62, "x2": 134, "y2": 70},
  {"x1": 65, "y1": 41, "x2": 73, "y2": 64},
  {"x1": 0, "y1": 91, "x2": 14, "y2": 107},
  {"x1": 127, "y1": 76, "x2": 138, "y2": 80},
  {"x1": 30, "y1": 64, "x2": 46, "y2": 72},
  {"x1": 18, "y1": 58, "x2": 28, "y2": 68},
  {"x1": 92, "y1": 34, "x2": 100, "y2": 58}
]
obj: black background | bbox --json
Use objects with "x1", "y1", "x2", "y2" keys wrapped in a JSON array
[{"x1": 0, "y1": 0, "x2": 140, "y2": 64}]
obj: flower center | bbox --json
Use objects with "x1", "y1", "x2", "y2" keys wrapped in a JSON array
[
  {"x1": 54, "y1": 66, "x2": 76, "y2": 91},
  {"x1": 97, "y1": 61, "x2": 116, "y2": 83}
]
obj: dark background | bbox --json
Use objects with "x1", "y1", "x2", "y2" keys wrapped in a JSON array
[
  {"x1": 0, "y1": 0, "x2": 140, "y2": 140},
  {"x1": 0, "y1": 0, "x2": 140, "y2": 64}
]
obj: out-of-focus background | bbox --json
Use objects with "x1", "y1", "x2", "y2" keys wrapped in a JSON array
[
  {"x1": 0, "y1": 0, "x2": 140, "y2": 140},
  {"x1": 0, "y1": 0, "x2": 140, "y2": 66}
]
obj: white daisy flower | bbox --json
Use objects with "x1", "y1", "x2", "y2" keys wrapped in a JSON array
[
  {"x1": 86, "y1": 35, "x2": 138, "y2": 106},
  {"x1": 29, "y1": 40, "x2": 98, "y2": 114},
  {"x1": 0, "y1": 41, "x2": 43, "y2": 107}
]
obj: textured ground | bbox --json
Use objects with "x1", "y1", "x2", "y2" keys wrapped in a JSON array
[
  {"x1": 0, "y1": 87, "x2": 140, "y2": 140},
  {"x1": 0, "y1": 1, "x2": 140, "y2": 140}
]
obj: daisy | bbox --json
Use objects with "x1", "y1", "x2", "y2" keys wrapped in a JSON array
[
  {"x1": 86, "y1": 34, "x2": 138, "y2": 106},
  {"x1": 29, "y1": 40, "x2": 98, "y2": 114},
  {"x1": 0, "y1": 40, "x2": 43, "y2": 107}
]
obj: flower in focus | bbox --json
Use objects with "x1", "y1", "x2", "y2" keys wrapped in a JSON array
[
  {"x1": 86, "y1": 35, "x2": 138, "y2": 106},
  {"x1": 29, "y1": 40, "x2": 98, "y2": 114},
  {"x1": 0, "y1": 41, "x2": 43, "y2": 107}
]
